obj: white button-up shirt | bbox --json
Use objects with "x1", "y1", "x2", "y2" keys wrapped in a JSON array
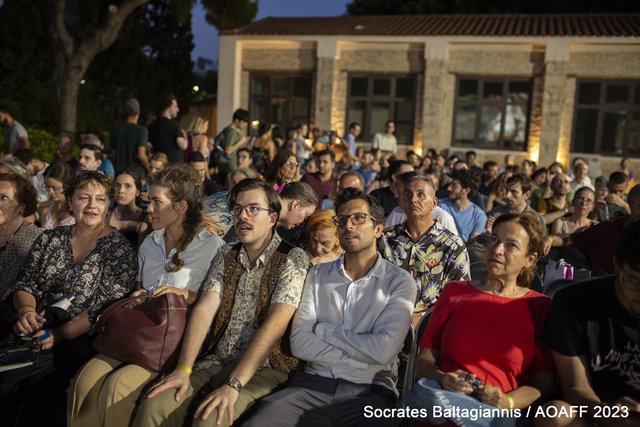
[
  {"x1": 138, "y1": 228, "x2": 224, "y2": 292},
  {"x1": 291, "y1": 254, "x2": 416, "y2": 394}
]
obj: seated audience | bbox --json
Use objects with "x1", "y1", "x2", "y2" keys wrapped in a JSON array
[
  {"x1": 485, "y1": 170, "x2": 513, "y2": 212},
  {"x1": 537, "y1": 173, "x2": 572, "y2": 231},
  {"x1": 188, "y1": 151, "x2": 221, "y2": 196},
  {"x1": 42, "y1": 161, "x2": 75, "y2": 229},
  {"x1": 370, "y1": 159, "x2": 414, "y2": 217},
  {"x1": 570, "y1": 157, "x2": 593, "y2": 191},
  {"x1": 545, "y1": 186, "x2": 597, "y2": 250},
  {"x1": 601, "y1": 170, "x2": 631, "y2": 220},
  {"x1": 439, "y1": 169, "x2": 487, "y2": 242},
  {"x1": 305, "y1": 209, "x2": 342, "y2": 265},
  {"x1": 401, "y1": 213, "x2": 555, "y2": 426},
  {"x1": 68, "y1": 165, "x2": 224, "y2": 427},
  {"x1": 131, "y1": 178, "x2": 310, "y2": 426},
  {"x1": 380, "y1": 174, "x2": 470, "y2": 320},
  {"x1": 478, "y1": 160, "x2": 499, "y2": 197},
  {"x1": 78, "y1": 143, "x2": 104, "y2": 172},
  {"x1": 264, "y1": 149, "x2": 298, "y2": 194},
  {"x1": 320, "y1": 170, "x2": 364, "y2": 210},
  {"x1": 242, "y1": 188, "x2": 415, "y2": 427},
  {"x1": 108, "y1": 170, "x2": 148, "y2": 247},
  {"x1": 354, "y1": 150, "x2": 378, "y2": 188},
  {"x1": 545, "y1": 184, "x2": 640, "y2": 276},
  {"x1": 538, "y1": 220, "x2": 640, "y2": 427},
  {"x1": 301, "y1": 149, "x2": 336, "y2": 207},
  {"x1": 0, "y1": 173, "x2": 42, "y2": 299},
  {"x1": 487, "y1": 173, "x2": 546, "y2": 236},
  {"x1": 0, "y1": 170, "x2": 137, "y2": 425}
]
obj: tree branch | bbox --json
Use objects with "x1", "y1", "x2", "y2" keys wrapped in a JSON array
[{"x1": 49, "y1": 0, "x2": 74, "y2": 59}]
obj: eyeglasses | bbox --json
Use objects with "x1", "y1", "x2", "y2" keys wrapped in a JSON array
[
  {"x1": 231, "y1": 204, "x2": 272, "y2": 217},
  {"x1": 333, "y1": 212, "x2": 378, "y2": 227},
  {"x1": 284, "y1": 161, "x2": 299, "y2": 168}
]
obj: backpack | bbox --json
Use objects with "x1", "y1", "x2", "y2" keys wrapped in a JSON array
[{"x1": 209, "y1": 127, "x2": 228, "y2": 168}]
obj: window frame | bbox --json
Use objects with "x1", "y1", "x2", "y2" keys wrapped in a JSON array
[
  {"x1": 345, "y1": 74, "x2": 417, "y2": 145},
  {"x1": 571, "y1": 79, "x2": 640, "y2": 157},
  {"x1": 248, "y1": 72, "x2": 314, "y2": 131},
  {"x1": 452, "y1": 76, "x2": 533, "y2": 152}
]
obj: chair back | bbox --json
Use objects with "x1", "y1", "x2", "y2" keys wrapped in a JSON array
[{"x1": 402, "y1": 310, "x2": 433, "y2": 395}]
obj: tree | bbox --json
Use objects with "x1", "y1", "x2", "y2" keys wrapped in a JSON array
[
  {"x1": 347, "y1": 0, "x2": 640, "y2": 15},
  {"x1": 49, "y1": 0, "x2": 151, "y2": 133}
]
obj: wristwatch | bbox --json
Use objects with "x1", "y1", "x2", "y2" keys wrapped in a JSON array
[{"x1": 226, "y1": 376, "x2": 243, "y2": 392}]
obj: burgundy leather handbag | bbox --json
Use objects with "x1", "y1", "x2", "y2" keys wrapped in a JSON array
[{"x1": 92, "y1": 293, "x2": 188, "y2": 372}]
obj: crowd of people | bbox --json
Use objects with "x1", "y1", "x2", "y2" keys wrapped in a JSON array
[{"x1": 0, "y1": 96, "x2": 638, "y2": 427}]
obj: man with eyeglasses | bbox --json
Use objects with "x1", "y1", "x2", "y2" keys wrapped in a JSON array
[
  {"x1": 242, "y1": 188, "x2": 415, "y2": 427},
  {"x1": 301, "y1": 149, "x2": 336, "y2": 207},
  {"x1": 380, "y1": 175, "x2": 470, "y2": 322},
  {"x1": 133, "y1": 178, "x2": 310, "y2": 427},
  {"x1": 540, "y1": 220, "x2": 640, "y2": 427}
]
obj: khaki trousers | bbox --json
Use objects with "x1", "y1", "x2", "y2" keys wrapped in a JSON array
[
  {"x1": 67, "y1": 354, "x2": 157, "y2": 427},
  {"x1": 131, "y1": 363, "x2": 288, "y2": 427}
]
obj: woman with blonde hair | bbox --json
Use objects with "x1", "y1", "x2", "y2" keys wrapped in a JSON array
[
  {"x1": 186, "y1": 115, "x2": 210, "y2": 161},
  {"x1": 305, "y1": 208, "x2": 342, "y2": 265},
  {"x1": 68, "y1": 165, "x2": 224, "y2": 427}
]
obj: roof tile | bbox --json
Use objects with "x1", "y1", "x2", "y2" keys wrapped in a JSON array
[{"x1": 222, "y1": 14, "x2": 640, "y2": 38}]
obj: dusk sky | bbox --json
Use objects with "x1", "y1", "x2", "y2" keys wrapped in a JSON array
[{"x1": 191, "y1": 0, "x2": 350, "y2": 67}]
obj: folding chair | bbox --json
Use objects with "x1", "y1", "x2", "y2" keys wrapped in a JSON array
[{"x1": 402, "y1": 310, "x2": 432, "y2": 395}]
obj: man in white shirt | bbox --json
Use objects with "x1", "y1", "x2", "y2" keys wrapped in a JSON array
[
  {"x1": 242, "y1": 188, "x2": 416, "y2": 427},
  {"x1": 372, "y1": 120, "x2": 397, "y2": 154}
]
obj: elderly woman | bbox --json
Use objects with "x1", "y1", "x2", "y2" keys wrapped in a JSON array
[
  {"x1": 0, "y1": 173, "x2": 42, "y2": 299},
  {"x1": 401, "y1": 213, "x2": 555, "y2": 426},
  {"x1": 68, "y1": 165, "x2": 224, "y2": 427},
  {"x1": 0, "y1": 170, "x2": 137, "y2": 425},
  {"x1": 305, "y1": 208, "x2": 342, "y2": 265}
]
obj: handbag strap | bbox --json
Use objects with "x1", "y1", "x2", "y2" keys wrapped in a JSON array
[{"x1": 94, "y1": 295, "x2": 150, "y2": 329}]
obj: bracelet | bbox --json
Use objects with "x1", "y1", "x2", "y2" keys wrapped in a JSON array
[
  {"x1": 506, "y1": 395, "x2": 515, "y2": 410},
  {"x1": 176, "y1": 364, "x2": 192, "y2": 376},
  {"x1": 18, "y1": 304, "x2": 37, "y2": 313}
]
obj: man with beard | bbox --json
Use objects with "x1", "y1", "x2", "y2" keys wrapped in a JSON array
[
  {"x1": 242, "y1": 188, "x2": 415, "y2": 427},
  {"x1": 133, "y1": 179, "x2": 310, "y2": 427}
]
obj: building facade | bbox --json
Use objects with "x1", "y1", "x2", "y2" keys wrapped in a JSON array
[{"x1": 217, "y1": 14, "x2": 640, "y2": 175}]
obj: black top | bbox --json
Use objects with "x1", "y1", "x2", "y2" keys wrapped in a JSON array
[
  {"x1": 543, "y1": 276, "x2": 640, "y2": 404},
  {"x1": 203, "y1": 179, "x2": 222, "y2": 197},
  {"x1": 111, "y1": 122, "x2": 148, "y2": 177},
  {"x1": 370, "y1": 186, "x2": 397, "y2": 217},
  {"x1": 148, "y1": 117, "x2": 182, "y2": 164}
]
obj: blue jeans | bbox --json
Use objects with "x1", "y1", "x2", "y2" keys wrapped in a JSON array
[{"x1": 400, "y1": 378, "x2": 530, "y2": 427}]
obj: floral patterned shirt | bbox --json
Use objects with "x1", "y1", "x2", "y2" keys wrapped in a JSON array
[
  {"x1": 197, "y1": 232, "x2": 309, "y2": 367},
  {"x1": 379, "y1": 221, "x2": 470, "y2": 312},
  {"x1": 9, "y1": 226, "x2": 137, "y2": 323}
]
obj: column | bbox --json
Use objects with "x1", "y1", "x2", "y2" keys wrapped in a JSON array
[
  {"x1": 422, "y1": 39, "x2": 450, "y2": 154},
  {"x1": 314, "y1": 38, "x2": 340, "y2": 131},
  {"x1": 216, "y1": 36, "x2": 242, "y2": 132}
]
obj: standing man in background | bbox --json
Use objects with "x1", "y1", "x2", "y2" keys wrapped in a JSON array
[
  {"x1": 343, "y1": 122, "x2": 361, "y2": 157},
  {"x1": 111, "y1": 98, "x2": 149, "y2": 177},
  {"x1": 372, "y1": 120, "x2": 397, "y2": 154},
  {"x1": 148, "y1": 94, "x2": 187, "y2": 164},
  {"x1": 0, "y1": 105, "x2": 29, "y2": 154}
]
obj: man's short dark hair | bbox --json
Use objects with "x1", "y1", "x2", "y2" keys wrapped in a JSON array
[
  {"x1": 0, "y1": 105, "x2": 9, "y2": 114},
  {"x1": 315, "y1": 149, "x2": 335, "y2": 162},
  {"x1": 466, "y1": 151, "x2": 477, "y2": 158},
  {"x1": 280, "y1": 181, "x2": 318, "y2": 208},
  {"x1": 348, "y1": 122, "x2": 360, "y2": 131},
  {"x1": 232, "y1": 108, "x2": 250, "y2": 123},
  {"x1": 407, "y1": 151, "x2": 418, "y2": 158},
  {"x1": 227, "y1": 178, "x2": 281, "y2": 224},
  {"x1": 385, "y1": 120, "x2": 395, "y2": 127},
  {"x1": 79, "y1": 143, "x2": 103, "y2": 161},
  {"x1": 157, "y1": 94, "x2": 176, "y2": 117},
  {"x1": 451, "y1": 169, "x2": 477, "y2": 192},
  {"x1": 335, "y1": 187, "x2": 385, "y2": 224},
  {"x1": 387, "y1": 160, "x2": 411, "y2": 179},
  {"x1": 14, "y1": 149, "x2": 37, "y2": 165},
  {"x1": 615, "y1": 220, "x2": 640, "y2": 273},
  {"x1": 397, "y1": 170, "x2": 418, "y2": 185},
  {"x1": 483, "y1": 160, "x2": 498, "y2": 171},
  {"x1": 237, "y1": 147, "x2": 251, "y2": 157},
  {"x1": 506, "y1": 173, "x2": 533, "y2": 194},
  {"x1": 531, "y1": 167, "x2": 548, "y2": 181},
  {"x1": 188, "y1": 151, "x2": 206, "y2": 163},
  {"x1": 609, "y1": 171, "x2": 628, "y2": 186}
]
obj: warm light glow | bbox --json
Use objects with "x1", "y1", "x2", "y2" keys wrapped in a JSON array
[
  {"x1": 80, "y1": 79, "x2": 86, "y2": 85},
  {"x1": 414, "y1": 147, "x2": 423, "y2": 157},
  {"x1": 251, "y1": 120, "x2": 260, "y2": 128},
  {"x1": 192, "y1": 85, "x2": 200, "y2": 92}
]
